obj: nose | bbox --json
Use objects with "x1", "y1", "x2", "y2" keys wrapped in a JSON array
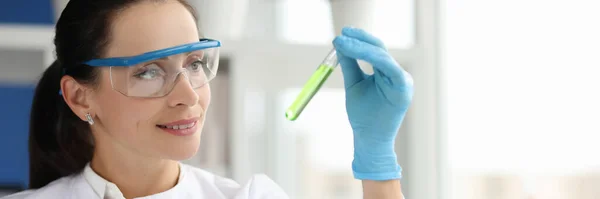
[{"x1": 167, "y1": 72, "x2": 199, "y2": 107}]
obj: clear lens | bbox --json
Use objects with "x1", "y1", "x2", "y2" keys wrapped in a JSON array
[{"x1": 109, "y1": 47, "x2": 220, "y2": 97}]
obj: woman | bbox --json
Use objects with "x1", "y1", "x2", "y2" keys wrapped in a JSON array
[{"x1": 2, "y1": 0, "x2": 413, "y2": 198}]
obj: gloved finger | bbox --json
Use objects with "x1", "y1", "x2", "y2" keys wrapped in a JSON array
[
  {"x1": 336, "y1": 51, "x2": 365, "y2": 89},
  {"x1": 333, "y1": 35, "x2": 407, "y2": 86},
  {"x1": 342, "y1": 27, "x2": 387, "y2": 50}
]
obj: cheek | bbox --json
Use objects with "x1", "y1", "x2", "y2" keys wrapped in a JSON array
[
  {"x1": 198, "y1": 84, "x2": 211, "y2": 110},
  {"x1": 96, "y1": 89, "x2": 158, "y2": 134},
  {"x1": 93, "y1": 74, "x2": 163, "y2": 138}
]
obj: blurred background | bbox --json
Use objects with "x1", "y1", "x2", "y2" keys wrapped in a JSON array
[{"x1": 0, "y1": 0, "x2": 599, "y2": 198}]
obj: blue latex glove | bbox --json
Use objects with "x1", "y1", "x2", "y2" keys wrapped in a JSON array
[{"x1": 333, "y1": 27, "x2": 414, "y2": 181}]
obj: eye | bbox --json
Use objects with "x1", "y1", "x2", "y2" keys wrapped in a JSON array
[
  {"x1": 133, "y1": 64, "x2": 166, "y2": 80},
  {"x1": 188, "y1": 59, "x2": 206, "y2": 72}
]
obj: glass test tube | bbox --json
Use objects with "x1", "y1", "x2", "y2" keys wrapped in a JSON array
[{"x1": 285, "y1": 49, "x2": 339, "y2": 121}]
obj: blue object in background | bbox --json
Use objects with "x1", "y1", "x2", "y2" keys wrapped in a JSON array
[
  {"x1": 0, "y1": 0, "x2": 55, "y2": 25},
  {"x1": 0, "y1": 84, "x2": 35, "y2": 190}
]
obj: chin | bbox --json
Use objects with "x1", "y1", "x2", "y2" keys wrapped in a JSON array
[
  {"x1": 160, "y1": 129, "x2": 202, "y2": 160},
  {"x1": 154, "y1": 120, "x2": 205, "y2": 161},
  {"x1": 165, "y1": 138, "x2": 201, "y2": 160}
]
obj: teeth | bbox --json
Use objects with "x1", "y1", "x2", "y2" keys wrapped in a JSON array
[{"x1": 159, "y1": 122, "x2": 195, "y2": 130}]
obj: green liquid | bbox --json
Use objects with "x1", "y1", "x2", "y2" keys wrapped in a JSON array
[{"x1": 285, "y1": 64, "x2": 335, "y2": 121}]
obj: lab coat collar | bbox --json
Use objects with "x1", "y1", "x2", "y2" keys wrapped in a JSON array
[{"x1": 82, "y1": 162, "x2": 188, "y2": 199}]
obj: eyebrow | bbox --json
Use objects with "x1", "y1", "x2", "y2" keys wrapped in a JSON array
[{"x1": 157, "y1": 51, "x2": 194, "y2": 61}]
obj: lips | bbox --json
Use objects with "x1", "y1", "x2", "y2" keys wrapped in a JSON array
[
  {"x1": 157, "y1": 117, "x2": 199, "y2": 126},
  {"x1": 156, "y1": 117, "x2": 200, "y2": 136},
  {"x1": 157, "y1": 122, "x2": 196, "y2": 130}
]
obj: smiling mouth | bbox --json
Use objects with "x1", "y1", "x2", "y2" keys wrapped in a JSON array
[{"x1": 156, "y1": 121, "x2": 197, "y2": 130}]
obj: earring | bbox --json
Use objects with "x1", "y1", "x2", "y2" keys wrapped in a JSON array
[{"x1": 85, "y1": 113, "x2": 94, "y2": 125}]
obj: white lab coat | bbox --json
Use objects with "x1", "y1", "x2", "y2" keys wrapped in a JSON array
[{"x1": 1, "y1": 163, "x2": 289, "y2": 199}]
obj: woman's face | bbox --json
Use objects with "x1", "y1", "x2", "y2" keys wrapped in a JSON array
[{"x1": 90, "y1": 1, "x2": 209, "y2": 160}]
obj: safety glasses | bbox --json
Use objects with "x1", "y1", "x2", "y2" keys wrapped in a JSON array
[{"x1": 84, "y1": 39, "x2": 221, "y2": 98}]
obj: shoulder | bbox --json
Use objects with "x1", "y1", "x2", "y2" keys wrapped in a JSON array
[
  {"x1": 180, "y1": 164, "x2": 290, "y2": 199},
  {"x1": 1, "y1": 175, "x2": 82, "y2": 199}
]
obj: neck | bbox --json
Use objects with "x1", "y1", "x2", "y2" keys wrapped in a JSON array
[{"x1": 90, "y1": 141, "x2": 180, "y2": 198}]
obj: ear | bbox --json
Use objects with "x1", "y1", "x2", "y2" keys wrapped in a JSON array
[{"x1": 60, "y1": 75, "x2": 94, "y2": 121}]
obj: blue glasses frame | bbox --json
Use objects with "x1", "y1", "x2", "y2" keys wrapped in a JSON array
[{"x1": 84, "y1": 38, "x2": 221, "y2": 67}]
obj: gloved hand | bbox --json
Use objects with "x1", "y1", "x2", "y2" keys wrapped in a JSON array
[{"x1": 333, "y1": 27, "x2": 414, "y2": 181}]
